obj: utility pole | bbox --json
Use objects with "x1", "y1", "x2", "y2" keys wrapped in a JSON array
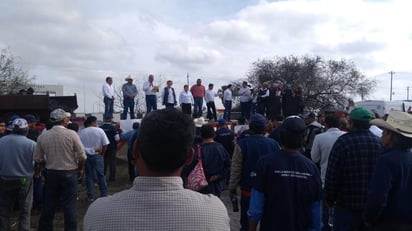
[
  {"x1": 389, "y1": 71, "x2": 395, "y2": 101},
  {"x1": 186, "y1": 73, "x2": 189, "y2": 86},
  {"x1": 407, "y1": 86, "x2": 410, "y2": 100}
]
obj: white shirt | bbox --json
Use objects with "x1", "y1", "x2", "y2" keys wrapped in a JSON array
[
  {"x1": 79, "y1": 126, "x2": 110, "y2": 155},
  {"x1": 102, "y1": 83, "x2": 115, "y2": 98},
  {"x1": 205, "y1": 89, "x2": 217, "y2": 103},
  {"x1": 224, "y1": 88, "x2": 232, "y2": 101},
  {"x1": 161, "y1": 87, "x2": 175, "y2": 104},
  {"x1": 179, "y1": 91, "x2": 194, "y2": 104},
  {"x1": 311, "y1": 127, "x2": 346, "y2": 185},
  {"x1": 143, "y1": 81, "x2": 156, "y2": 96},
  {"x1": 369, "y1": 125, "x2": 382, "y2": 138}
]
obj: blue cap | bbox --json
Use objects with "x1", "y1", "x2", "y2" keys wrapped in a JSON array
[
  {"x1": 249, "y1": 114, "x2": 266, "y2": 128},
  {"x1": 24, "y1": 114, "x2": 38, "y2": 123},
  {"x1": 218, "y1": 118, "x2": 226, "y2": 125}
]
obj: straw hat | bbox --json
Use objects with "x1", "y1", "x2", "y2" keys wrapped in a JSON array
[
  {"x1": 125, "y1": 75, "x2": 133, "y2": 81},
  {"x1": 370, "y1": 111, "x2": 412, "y2": 138},
  {"x1": 194, "y1": 117, "x2": 207, "y2": 128}
]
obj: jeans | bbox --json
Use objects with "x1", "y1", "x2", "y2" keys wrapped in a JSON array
[
  {"x1": 206, "y1": 101, "x2": 217, "y2": 121},
  {"x1": 240, "y1": 101, "x2": 251, "y2": 121},
  {"x1": 85, "y1": 154, "x2": 108, "y2": 199},
  {"x1": 127, "y1": 148, "x2": 137, "y2": 182},
  {"x1": 181, "y1": 103, "x2": 192, "y2": 115},
  {"x1": 224, "y1": 100, "x2": 232, "y2": 121},
  {"x1": 0, "y1": 178, "x2": 33, "y2": 231},
  {"x1": 164, "y1": 103, "x2": 175, "y2": 108},
  {"x1": 104, "y1": 97, "x2": 114, "y2": 120},
  {"x1": 33, "y1": 171, "x2": 43, "y2": 211},
  {"x1": 334, "y1": 207, "x2": 363, "y2": 231},
  {"x1": 240, "y1": 194, "x2": 251, "y2": 231},
  {"x1": 104, "y1": 148, "x2": 117, "y2": 181},
  {"x1": 145, "y1": 95, "x2": 157, "y2": 114},
  {"x1": 193, "y1": 97, "x2": 203, "y2": 117},
  {"x1": 121, "y1": 98, "x2": 135, "y2": 119},
  {"x1": 39, "y1": 170, "x2": 78, "y2": 231}
]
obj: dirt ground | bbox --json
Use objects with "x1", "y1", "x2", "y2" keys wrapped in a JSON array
[{"x1": 12, "y1": 147, "x2": 241, "y2": 231}]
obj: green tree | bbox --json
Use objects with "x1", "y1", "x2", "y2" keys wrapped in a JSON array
[
  {"x1": 0, "y1": 48, "x2": 35, "y2": 95},
  {"x1": 247, "y1": 55, "x2": 376, "y2": 112}
]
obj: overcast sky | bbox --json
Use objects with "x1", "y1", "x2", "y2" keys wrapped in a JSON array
[{"x1": 1, "y1": 0, "x2": 412, "y2": 112}]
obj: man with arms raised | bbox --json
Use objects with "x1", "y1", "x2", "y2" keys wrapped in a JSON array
[{"x1": 84, "y1": 108, "x2": 230, "y2": 231}]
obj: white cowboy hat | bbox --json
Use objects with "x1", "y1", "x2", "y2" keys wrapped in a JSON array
[
  {"x1": 125, "y1": 75, "x2": 133, "y2": 81},
  {"x1": 370, "y1": 111, "x2": 412, "y2": 138},
  {"x1": 194, "y1": 117, "x2": 208, "y2": 128}
]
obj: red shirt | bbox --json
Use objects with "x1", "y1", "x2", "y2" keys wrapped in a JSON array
[{"x1": 190, "y1": 85, "x2": 205, "y2": 98}]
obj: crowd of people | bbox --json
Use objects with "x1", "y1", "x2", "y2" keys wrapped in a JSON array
[
  {"x1": 102, "y1": 74, "x2": 305, "y2": 122},
  {"x1": 0, "y1": 74, "x2": 412, "y2": 230}
]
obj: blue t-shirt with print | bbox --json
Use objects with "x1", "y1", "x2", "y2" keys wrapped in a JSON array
[{"x1": 252, "y1": 150, "x2": 322, "y2": 231}]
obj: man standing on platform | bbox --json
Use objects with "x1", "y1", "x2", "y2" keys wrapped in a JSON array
[
  {"x1": 190, "y1": 78, "x2": 206, "y2": 118},
  {"x1": 205, "y1": 83, "x2": 218, "y2": 121},
  {"x1": 162, "y1": 80, "x2": 177, "y2": 109},
  {"x1": 223, "y1": 84, "x2": 233, "y2": 121},
  {"x1": 102, "y1": 76, "x2": 115, "y2": 120},
  {"x1": 179, "y1": 85, "x2": 194, "y2": 115},
  {"x1": 238, "y1": 81, "x2": 252, "y2": 121},
  {"x1": 143, "y1": 74, "x2": 158, "y2": 114},
  {"x1": 121, "y1": 75, "x2": 138, "y2": 120}
]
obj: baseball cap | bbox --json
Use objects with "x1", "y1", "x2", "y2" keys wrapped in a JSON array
[
  {"x1": 12, "y1": 118, "x2": 29, "y2": 129},
  {"x1": 217, "y1": 118, "x2": 226, "y2": 126},
  {"x1": 249, "y1": 114, "x2": 266, "y2": 128},
  {"x1": 280, "y1": 115, "x2": 306, "y2": 135},
  {"x1": 50, "y1": 108, "x2": 71, "y2": 121},
  {"x1": 350, "y1": 107, "x2": 372, "y2": 122},
  {"x1": 24, "y1": 114, "x2": 38, "y2": 123}
]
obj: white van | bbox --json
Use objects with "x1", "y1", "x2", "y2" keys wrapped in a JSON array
[{"x1": 356, "y1": 100, "x2": 405, "y2": 118}]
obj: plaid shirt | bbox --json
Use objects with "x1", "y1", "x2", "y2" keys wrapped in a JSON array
[{"x1": 325, "y1": 129, "x2": 382, "y2": 210}]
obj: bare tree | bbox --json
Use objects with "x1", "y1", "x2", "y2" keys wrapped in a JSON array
[{"x1": 0, "y1": 48, "x2": 35, "y2": 95}]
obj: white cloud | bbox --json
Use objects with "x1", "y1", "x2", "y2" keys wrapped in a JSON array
[{"x1": 1, "y1": 0, "x2": 412, "y2": 112}]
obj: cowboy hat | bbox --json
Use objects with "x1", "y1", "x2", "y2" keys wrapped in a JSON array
[
  {"x1": 370, "y1": 111, "x2": 412, "y2": 138},
  {"x1": 194, "y1": 117, "x2": 208, "y2": 128},
  {"x1": 125, "y1": 75, "x2": 133, "y2": 81}
]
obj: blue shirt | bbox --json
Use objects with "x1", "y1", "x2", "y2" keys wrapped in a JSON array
[
  {"x1": 237, "y1": 135, "x2": 280, "y2": 189},
  {"x1": 214, "y1": 128, "x2": 235, "y2": 155},
  {"x1": 100, "y1": 123, "x2": 118, "y2": 150},
  {"x1": 364, "y1": 148, "x2": 412, "y2": 224},
  {"x1": 325, "y1": 129, "x2": 382, "y2": 210},
  {"x1": 0, "y1": 134, "x2": 36, "y2": 180},
  {"x1": 248, "y1": 150, "x2": 322, "y2": 231}
]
